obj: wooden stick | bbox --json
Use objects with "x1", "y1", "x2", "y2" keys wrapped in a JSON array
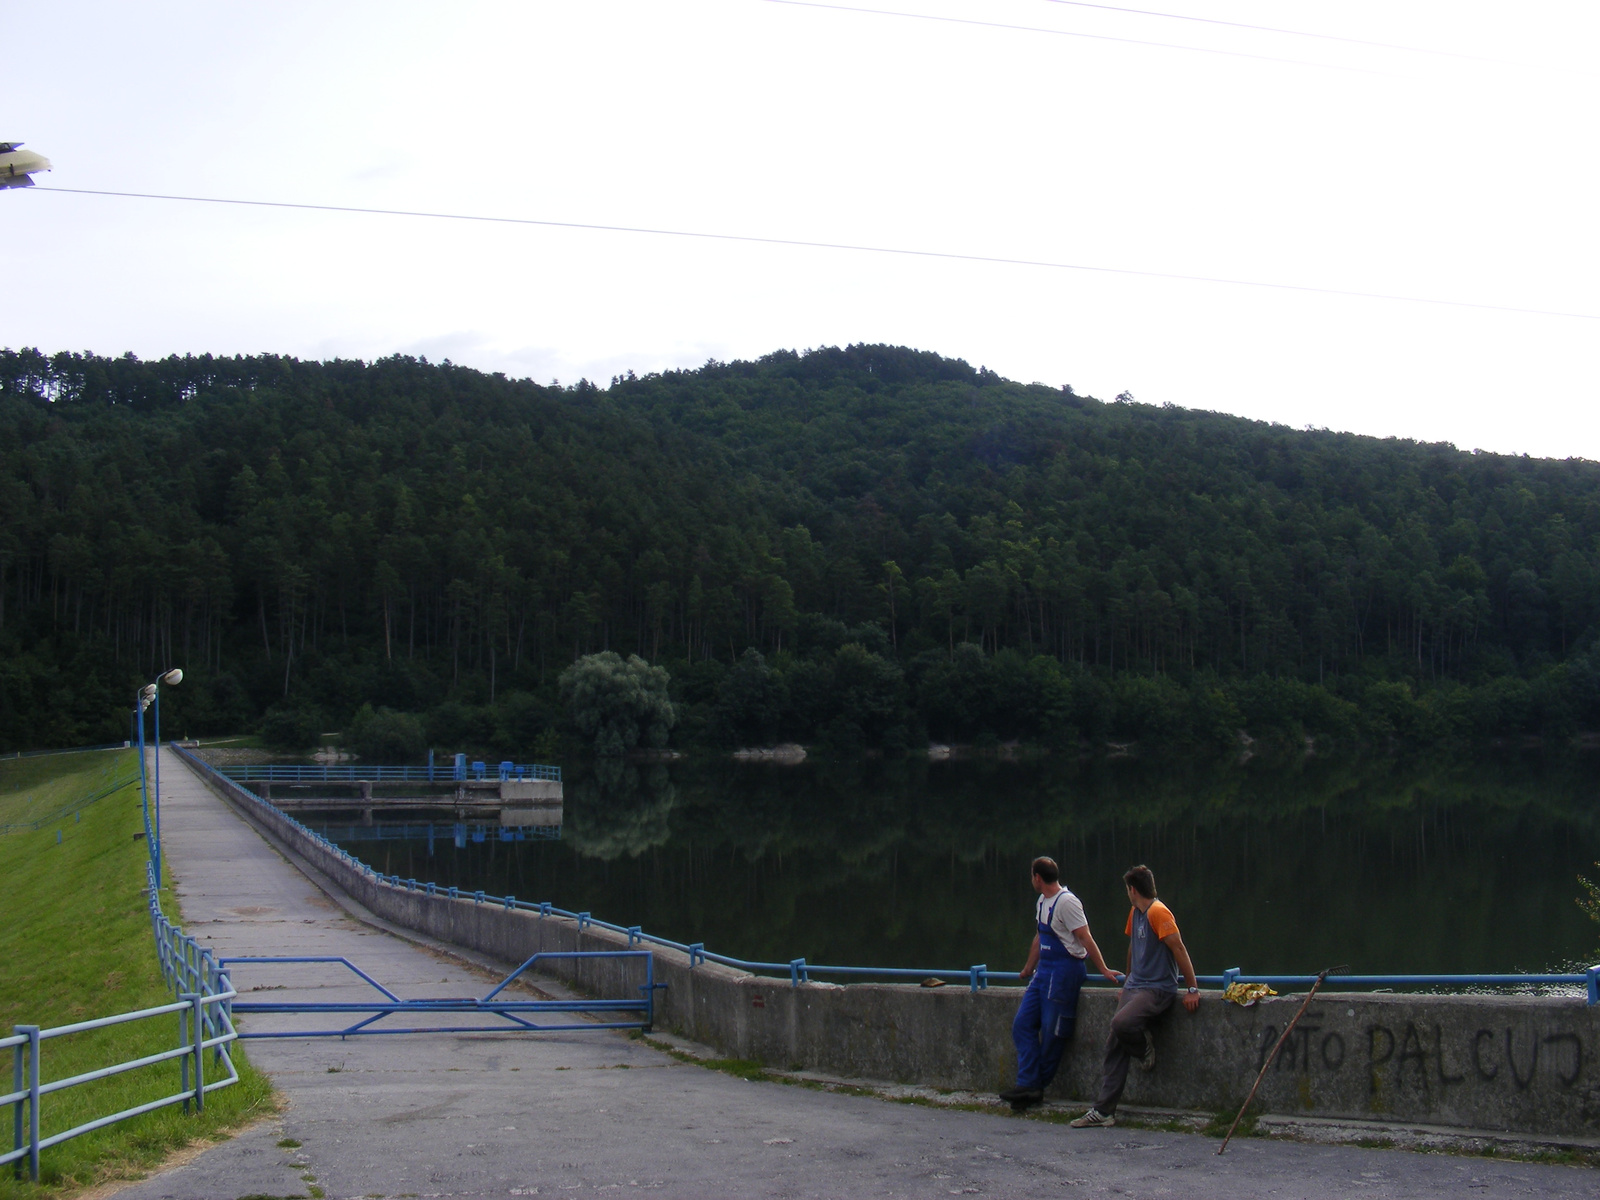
[{"x1": 1216, "y1": 968, "x2": 1336, "y2": 1154}]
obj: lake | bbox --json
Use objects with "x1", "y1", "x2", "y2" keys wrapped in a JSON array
[{"x1": 313, "y1": 750, "x2": 1600, "y2": 979}]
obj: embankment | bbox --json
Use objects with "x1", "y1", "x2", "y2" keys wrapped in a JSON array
[{"x1": 179, "y1": 751, "x2": 1600, "y2": 1141}]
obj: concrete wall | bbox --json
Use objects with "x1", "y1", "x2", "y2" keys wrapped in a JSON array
[{"x1": 181, "y1": 753, "x2": 1600, "y2": 1140}]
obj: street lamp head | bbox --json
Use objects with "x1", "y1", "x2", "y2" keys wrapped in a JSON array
[{"x1": 159, "y1": 668, "x2": 183, "y2": 686}]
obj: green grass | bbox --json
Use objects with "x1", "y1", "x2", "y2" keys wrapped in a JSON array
[{"x1": 0, "y1": 751, "x2": 274, "y2": 1197}]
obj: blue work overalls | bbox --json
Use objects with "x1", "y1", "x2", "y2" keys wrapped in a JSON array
[{"x1": 1011, "y1": 890, "x2": 1089, "y2": 1091}]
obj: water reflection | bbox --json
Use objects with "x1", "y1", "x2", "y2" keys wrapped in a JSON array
[
  {"x1": 302, "y1": 820, "x2": 562, "y2": 851},
  {"x1": 564, "y1": 759, "x2": 676, "y2": 860},
  {"x1": 325, "y1": 751, "x2": 1600, "y2": 977}
]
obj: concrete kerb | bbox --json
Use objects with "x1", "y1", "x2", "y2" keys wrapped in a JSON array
[{"x1": 175, "y1": 751, "x2": 1600, "y2": 1144}]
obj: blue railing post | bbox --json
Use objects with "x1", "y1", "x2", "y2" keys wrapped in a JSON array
[
  {"x1": 11, "y1": 1028, "x2": 24, "y2": 1181},
  {"x1": 689, "y1": 943, "x2": 704, "y2": 968},
  {"x1": 969, "y1": 965, "x2": 987, "y2": 993},
  {"x1": 178, "y1": 1000, "x2": 189, "y2": 1113},
  {"x1": 578, "y1": 912, "x2": 592, "y2": 930},
  {"x1": 219, "y1": 970, "x2": 234, "y2": 1045},
  {"x1": 627, "y1": 926, "x2": 642, "y2": 946},
  {"x1": 789, "y1": 959, "x2": 808, "y2": 986},
  {"x1": 1222, "y1": 967, "x2": 1241, "y2": 991},
  {"x1": 191, "y1": 993, "x2": 205, "y2": 1112},
  {"x1": 20, "y1": 1025, "x2": 39, "y2": 1182},
  {"x1": 1588, "y1": 965, "x2": 1600, "y2": 1007}
]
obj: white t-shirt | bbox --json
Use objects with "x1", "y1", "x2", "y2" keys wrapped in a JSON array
[{"x1": 1037, "y1": 887, "x2": 1088, "y2": 959}]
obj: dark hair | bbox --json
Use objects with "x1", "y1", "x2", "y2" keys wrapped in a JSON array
[
  {"x1": 1031, "y1": 856, "x2": 1060, "y2": 884},
  {"x1": 1123, "y1": 864, "x2": 1156, "y2": 899}
]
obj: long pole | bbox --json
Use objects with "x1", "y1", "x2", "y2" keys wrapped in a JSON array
[
  {"x1": 135, "y1": 696, "x2": 150, "y2": 853},
  {"x1": 152, "y1": 688, "x2": 162, "y2": 884},
  {"x1": 1216, "y1": 967, "x2": 1339, "y2": 1154}
]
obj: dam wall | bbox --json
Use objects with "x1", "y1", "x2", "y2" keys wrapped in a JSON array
[{"x1": 179, "y1": 750, "x2": 1600, "y2": 1141}]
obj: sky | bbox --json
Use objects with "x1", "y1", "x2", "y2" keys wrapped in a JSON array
[{"x1": 5, "y1": 1, "x2": 1598, "y2": 458}]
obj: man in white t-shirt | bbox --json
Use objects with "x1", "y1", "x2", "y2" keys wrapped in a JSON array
[{"x1": 998, "y1": 856, "x2": 1122, "y2": 1109}]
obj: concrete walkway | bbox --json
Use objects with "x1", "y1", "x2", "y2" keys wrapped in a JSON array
[{"x1": 108, "y1": 748, "x2": 1595, "y2": 1199}]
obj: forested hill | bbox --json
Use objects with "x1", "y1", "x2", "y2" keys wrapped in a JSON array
[{"x1": 2, "y1": 342, "x2": 1598, "y2": 754}]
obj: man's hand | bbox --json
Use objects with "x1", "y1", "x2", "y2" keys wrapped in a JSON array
[
  {"x1": 1101, "y1": 969, "x2": 1122, "y2": 985},
  {"x1": 1181, "y1": 990, "x2": 1200, "y2": 1014},
  {"x1": 1020, "y1": 966, "x2": 1034, "y2": 982}
]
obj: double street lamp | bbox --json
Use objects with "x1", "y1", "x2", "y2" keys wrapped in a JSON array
[{"x1": 135, "y1": 668, "x2": 183, "y2": 883}]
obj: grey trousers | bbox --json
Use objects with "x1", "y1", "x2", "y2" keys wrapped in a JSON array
[{"x1": 1093, "y1": 987, "x2": 1176, "y2": 1114}]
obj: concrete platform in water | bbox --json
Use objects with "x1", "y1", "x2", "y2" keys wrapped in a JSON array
[{"x1": 250, "y1": 776, "x2": 561, "y2": 826}]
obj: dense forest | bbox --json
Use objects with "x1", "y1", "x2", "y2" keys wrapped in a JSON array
[{"x1": 2, "y1": 342, "x2": 1598, "y2": 755}]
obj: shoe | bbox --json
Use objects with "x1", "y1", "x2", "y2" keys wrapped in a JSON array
[
  {"x1": 998, "y1": 1086, "x2": 1043, "y2": 1106},
  {"x1": 1138, "y1": 1030, "x2": 1157, "y2": 1073},
  {"x1": 1070, "y1": 1108, "x2": 1116, "y2": 1128}
]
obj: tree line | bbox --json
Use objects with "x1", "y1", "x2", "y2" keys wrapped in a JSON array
[{"x1": 1, "y1": 342, "x2": 1598, "y2": 755}]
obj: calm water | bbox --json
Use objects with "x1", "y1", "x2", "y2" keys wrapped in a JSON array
[{"x1": 315, "y1": 751, "x2": 1600, "y2": 978}]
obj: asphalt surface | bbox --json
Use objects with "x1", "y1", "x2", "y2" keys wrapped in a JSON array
[{"x1": 104, "y1": 749, "x2": 1597, "y2": 1199}]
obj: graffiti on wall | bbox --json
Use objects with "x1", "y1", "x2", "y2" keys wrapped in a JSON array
[{"x1": 1252, "y1": 1016, "x2": 1589, "y2": 1114}]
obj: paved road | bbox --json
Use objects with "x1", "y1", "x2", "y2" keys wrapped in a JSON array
[{"x1": 108, "y1": 749, "x2": 1595, "y2": 1200}]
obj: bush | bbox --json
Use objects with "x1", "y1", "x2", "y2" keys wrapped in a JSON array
[
  {"x1": 559, "y1": 651, "x2": 677, "y2": 756},
  {"x1": 344, "y1": 703, "x2": 427, "y2": 761},
  {"x1": 258, "y1": 705, "x2": 321, "y2": 751}
]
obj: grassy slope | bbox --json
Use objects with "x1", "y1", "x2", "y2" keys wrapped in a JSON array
[
  {"x1": 0, "y1": 750, "x2": 273, "y2": 1197},
  {"x1": 0, "y1": 752, "x2": 134, "y2": 829}
]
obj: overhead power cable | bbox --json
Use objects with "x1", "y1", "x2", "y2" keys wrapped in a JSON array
[
  {"x1": 33, "y1": 185, "x2": 1598, "y2": 322},
  {"x1": 758, "y1": 0, "x2": 1385, "y2": 74},
  {"x1": 1035, "y1": 0, "x2": 1503, "y2": 63}
]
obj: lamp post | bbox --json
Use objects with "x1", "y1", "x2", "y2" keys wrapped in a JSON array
[{"x1": 136, "y1": 668, "x2": 183, "y2": 883}]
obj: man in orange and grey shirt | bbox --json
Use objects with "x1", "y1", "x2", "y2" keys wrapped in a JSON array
[{"x1": 1071, "y1": 864, "x2": 1201, "y2": 1129}]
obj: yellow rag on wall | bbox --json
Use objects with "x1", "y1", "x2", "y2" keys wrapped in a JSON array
[{"x1": 1222, "y1": 982, "x2": 1277, "y2": 1006}]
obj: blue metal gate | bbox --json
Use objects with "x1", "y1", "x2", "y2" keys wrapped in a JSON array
[{"x1": 222, "y1": 950, "x2": 659, "y2": 1039}]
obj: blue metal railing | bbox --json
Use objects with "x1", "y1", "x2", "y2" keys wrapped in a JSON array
[
  {"x1": 217, "y1": 759, "x2": 560, "y2": 785},
  {"x1": 3, "y1": 991, "x2": 238, "y2": 1181},
  {"x1": 175, "y1": 747, "x2": 1600, "y2": 1004},
  {"x1": 6, "y1": 861, "x2": 239, "y2": 1181}
]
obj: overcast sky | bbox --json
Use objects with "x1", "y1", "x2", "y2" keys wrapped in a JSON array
[{"x1": 6, "y1": 1, "x2": 1597, "y2": 457}]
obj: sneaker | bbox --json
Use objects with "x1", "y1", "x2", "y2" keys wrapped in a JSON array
[
  {"x1": 1070, "y1": 1108, "x2": 1116, "y2": 1128},
  {"x1": 1138, "y1": 1030, "x2": 1157, "y2": 1073},
  {"x1": 998, "y1": 1086, "x2": 1043, "y2": 1106}
]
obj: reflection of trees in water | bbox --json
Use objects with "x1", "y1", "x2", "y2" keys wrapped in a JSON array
[
  {"x1": 658, "y1": 751, "x2": 1600, "y2": 868},
  {"x1": 618, "y1": 750, "x2": 1600, "y2": 973},
  {"x1": 338, "y1": 749, "x2": 1600, "y2": 974},
  {"x1": 563, "y1": 759, "x2": 678, "y2": 860}
]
